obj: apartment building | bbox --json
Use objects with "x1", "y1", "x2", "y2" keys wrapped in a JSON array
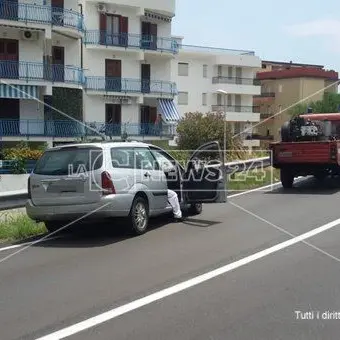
[
  {"x1": 255, "y1": 60, "x2": 339, "y2": 141},
  {"x1": 0, "y1": 0, "x2": 261, "y2": 145},
  {"x1": 82, "y1": 0, "x2": 178, "y2": 140},
  {"x1": 0, "y1": 0, "x2": 83, "y2": 144},
  {"x1": 172, "y1": 40, "x2": 261, "y2": 146}
]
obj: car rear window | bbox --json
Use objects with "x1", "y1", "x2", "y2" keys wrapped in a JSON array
[{"x1": 33, "y1": 147, "x2": 103, "y2": 175}]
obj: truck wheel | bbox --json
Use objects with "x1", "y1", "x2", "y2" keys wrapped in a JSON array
[
  {"x1": 280, "y1": 169, "x2": 294, "y2": 189},
  {"x1": 281, "y1": 122, "x2": 291, "y2": 142},
  {"x1": 314, "y1": 171, "x2": 328, "y2": 181}
]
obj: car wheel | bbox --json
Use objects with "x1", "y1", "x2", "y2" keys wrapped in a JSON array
[
  {"x1": 129, "y1": 196, "x2": 149, "y2": 235},
  {"x1": 188, "y1": 203, "x2": 202, "y2": 215}
]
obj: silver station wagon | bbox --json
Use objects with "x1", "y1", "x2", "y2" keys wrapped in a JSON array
[{"x1": 26, "y1": 141, "x2": 227, "y2": 235}]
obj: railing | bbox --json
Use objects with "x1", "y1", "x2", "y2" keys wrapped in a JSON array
[
  {"x1": 85, "y1": 31, "x2": 179, "y2": 54},
  {"x1": 0, "y1": 61, "x2": 83, "y2": 85},
  {"x1": 85, "y1": 77, "x2": 177, "y2": 95},
  {"x1": 211, "y1": 105, "x2": 259, "y2": 113},
  {"x1": 212, "y1": 76, "x2": 259, "y2": 85},
  {"x1": 0, "y1": 1, "x2": 84, "y2": 31},
  {"x1": 0, "y1": 120, "x2": 177, "y2": 138},
  {"x1": 254, "y1": 92, "x2": 276, "y2": 98},
  {"x1": 178, "y1": 44, "x2": 255, "y2": 56}
]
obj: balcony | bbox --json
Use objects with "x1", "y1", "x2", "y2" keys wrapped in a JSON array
[
  {"x1": 253, "y1": 92, "x2": 275, "y2": 104},
  {"x1": 211, "y1": 105, "x2": 259, "y2": 112},
  {"x1": 85, "y1": 77, "x2": 177, "y2": 96},
  {"x1": 85, "y1": 31, "x2": 178, "y2": 54},
  {"x1": 212, "y1": 76, "x2": 261, "y2": 95},
  {"x1": 0, "y1": 120, "x2": 176, "y2": 138},
  {"x1": 0, "y1": 60, "x2": 83, "y2": 85},
  {"x1": 211, "y1": 105, "x2": 260, "y2": 122},
  {"x1": 0, "y1": 1, "x2": 84, "y2": 34}
]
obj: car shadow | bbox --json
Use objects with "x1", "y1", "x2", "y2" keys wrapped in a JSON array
[
  {"x1": 266, "y1": 176, "x2": 340, "y2": 195},
  {"x1": 30, "y1": 214, "x2": 220, "y2": 249}
]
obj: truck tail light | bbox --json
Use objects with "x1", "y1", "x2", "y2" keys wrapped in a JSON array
[
  {"x1": 330, "y1": 145, "x2": 337, "y2": 160},
  {"x1": 101, "y1": 171, "x2": 115, "y2": 195}
]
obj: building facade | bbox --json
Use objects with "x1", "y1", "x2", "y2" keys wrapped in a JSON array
[
  {"x1": 255, "y1": 60, "x2": 339, "y2": 141},
  {"x1": 0, "y1": 0, "x2": 261, "y2": 146},
  {"x1": 172, "y1": 39, "x2": 261, "y2": 147}
]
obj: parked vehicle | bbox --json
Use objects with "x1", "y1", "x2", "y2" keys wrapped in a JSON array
[
  {"x1": 26, "y1": 141, "x2": 226, "y2": 235},
  {"x1": 270, "y1": 113, "x2": 340, "y2": 188}
]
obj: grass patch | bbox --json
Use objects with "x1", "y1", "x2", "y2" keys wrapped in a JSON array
[
  {"x1": 228, "y1": 167, "x2": 280, "y2": 191},
  {"x1": 0, "y1": 213, "x2": 46, "y2": 242}
]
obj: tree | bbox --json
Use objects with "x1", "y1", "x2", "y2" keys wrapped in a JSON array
[
  {"x1": 288, "y1": 92, "x2": 340, "y2": 117},
  {"x1": 175, "y1": 111, "x2": 245, "y2": 160}
]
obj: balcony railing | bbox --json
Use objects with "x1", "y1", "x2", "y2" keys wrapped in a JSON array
[
  {"x1": 0, "y1": 1, "x2": 84, "y2": 31},
  {"x1": 0, "y1": 120, "x2": 176, "y2": 138},
  {"x1": 84, "y1": 31, "x2": 179, "y2": 54},
  {"x1": 254, "y1": 92, "x2": 276, "y2": 98},
  {"x1": 0, "y1": 61, "x2": 83, "y2": 85},
  {"x1": 85, "y1": 77, "x2": 177, "y2": 95},
  {"x1": 212, "y1": 77, "x2": 259, "y2": 85},
  {"x1": 211, "y1": 105, "x2": 259, "y2": 112},
  {"x1": 178, "y1": 44, "x2": 255, "y2": 56}
]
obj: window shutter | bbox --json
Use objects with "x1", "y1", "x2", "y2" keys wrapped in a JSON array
[
  {"x1": 120, "y1": 16, "x2": 128, "y2": 46},
  {"x1": 99, "y1": 13, "x2": 106, "y2": 44}
]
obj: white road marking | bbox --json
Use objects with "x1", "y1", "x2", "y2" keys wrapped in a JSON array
[
  {"x1": 0, "y1": 237, "x2": 59, "y2": 252},
  {"x1": 35, "y1": 216, "x2": 340, "y2": 340}
]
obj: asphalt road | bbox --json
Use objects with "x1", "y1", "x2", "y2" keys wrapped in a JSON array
[{"x1": 1, "y1": 177, "x2": 340, "y2": 340}]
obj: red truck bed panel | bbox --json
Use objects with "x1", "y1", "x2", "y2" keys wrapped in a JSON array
[{"x1": 270, "y1": 141, "x2": 339, "y2": 164}]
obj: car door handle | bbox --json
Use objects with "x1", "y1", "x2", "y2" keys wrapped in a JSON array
[{"x1": 144, "y1": 171, "x2": 151, "y2": 178}]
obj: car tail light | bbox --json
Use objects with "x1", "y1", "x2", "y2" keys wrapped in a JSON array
[
  {"x1": 101, "y1": 171, "x2": 115, "y2": 195},
  {"x1": 28, "y1": 177, "x2": 31, "y2": 199},
  {"x1": 330, "y1": 145, "x2": 337, "y2": 160}
]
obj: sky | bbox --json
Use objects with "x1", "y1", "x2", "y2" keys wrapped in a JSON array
[{"x1": 172, "y1": 0, "x2": 340, "y2": 71}]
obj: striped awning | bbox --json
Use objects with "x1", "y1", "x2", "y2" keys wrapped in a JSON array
[
  {"x1": 0, "y1": 84, "x2": 38, "y2": 99},
  {"x1": 157, "y1": 99, "x2": 181, "y2": 122}
]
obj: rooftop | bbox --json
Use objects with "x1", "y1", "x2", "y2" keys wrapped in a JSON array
[
  {"x1": 262, "y1": 60, "x2": 324, "y2": 69},
  {"x1": 178, "y1": 44, "x2": 255, "y2": 56},
  {"x1": 256, "y1": 67, "x2": 339, "y2": 81}
]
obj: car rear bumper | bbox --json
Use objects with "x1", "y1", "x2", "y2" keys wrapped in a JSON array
[{"x1": 26, "y1": 194, "x2": 134, "y2": 222}]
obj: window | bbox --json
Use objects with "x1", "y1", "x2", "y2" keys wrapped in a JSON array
[
  {"x1": 34, "y1": 147, "x2": 103, "y2": 175},
  {"x1": 217, "y1": 93, "x2": 222, "y2": 106},
  {"x1": 278, "y1": 84, "x2": 283, "y2": 93},
  {"x1": 151, "y1": 150, "x2": 177, "y2": 172},
  {"x1": 217, "y1": 65, "x2": 222, "y2": 77},
  {"x1": 111, "y1": 148, "x2": 134, "y2": 169},
  {"x1": 178, "y1": 92, "x2": 188, "y2": 105},
  {"x1": 203, "y1": 64, "x2": 208, "y2": 78},
  {"x1": 111, "y1": 148, "x2": 158, "y2": 170},
  {"x1": 134, "y1": 148, "x2": 158, "y2": 170},
  {"x1": 178, "y1": 62, "x2": 189, "y2": 76},
  {"x1": 202, "y1": 93, "x2": 207, "y2": 106}
]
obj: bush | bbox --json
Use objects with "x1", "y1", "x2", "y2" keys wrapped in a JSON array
[
  {"x1": 175, "y1": 111, "x2": 245, "y2": 160},
  {"x1": 2, "y1": 142, "x2": 44, "y2": 161}
]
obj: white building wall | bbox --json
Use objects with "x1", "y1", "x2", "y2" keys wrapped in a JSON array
[
  {"x1": 83, "y1": 95, "x2": 139, "y2": 123},
  {"x1": 173, "y1": 48, "x2": 261, "y2": 121},
  {"x1": 85, "y1": 3, "x2": 140, "y2": 32},
  {"x1": 0, "y1": 28, "x2": 44, "y2": 62},
  {"x1": 84, "y1": 49, "x2": 139, "y2": 78},
  {"x1": 51, "y1": 36, "x2": 81, "y2": 67}
]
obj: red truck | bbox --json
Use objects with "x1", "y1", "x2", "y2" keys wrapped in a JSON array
[{"x1": 269, "y1": 113, "x2": 340, "y2": 188}]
